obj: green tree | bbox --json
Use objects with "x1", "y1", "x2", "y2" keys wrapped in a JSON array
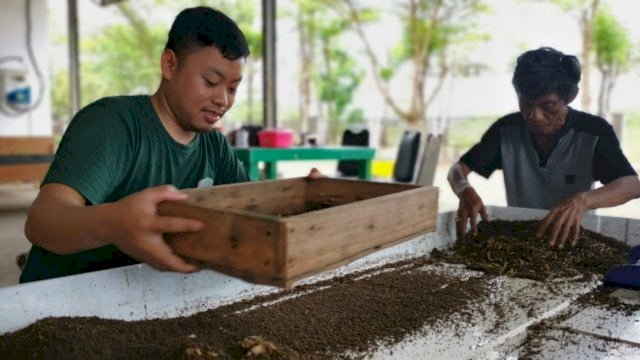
[
  {"x1": 81, "y1": 21, "x2": 165, "y2": 101},
  {"x1": 331, "y1": 0, "x2": 490, "y2": 130},
  {"x1": 50, "y1": 0, "x2": 261, "y2": 129},
  {"x1": 50, "y1": 69, "x2": 71, "y2": 133},
  {"x1": 242, "y1": 27, "x2": 263, "y2": 125},
  {"x1": 205, "y1": 0, "x2": 262, "y2": 124},
  {"x1": 292, "y1": 0, "x2": 317, "y2": 134},
  {"x1": 528, "y1": 0, "x2": 600, "y2": 112},
  {"x1": 317, "y1": 47, "x2": 365, "y2": 143},
  {"x1": 315, "y1": 10, "x2": 364, "y2": 143},
  {"x1": 50, "y1": 1, "x2": 168, "y2": 123},
  {"x1": 286, "y1": 0, "x2": 365, "y2": 143},
  {"x1": 592, "y1": 7, "x2": 634, "y2": 117}
]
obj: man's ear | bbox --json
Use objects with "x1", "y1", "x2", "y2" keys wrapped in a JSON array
[
  {"x1": 566, "y1": 86, "x2": 579, "y2": 104},
  {"x1": 160, "y1": 49, "x2": 178, "y2": 80}
]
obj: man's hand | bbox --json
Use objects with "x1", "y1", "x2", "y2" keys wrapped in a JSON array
[
  {"x1": 456, "y1": 186, "x2": 489, "y2": 239},
  {"x1": 537, "y1": 192, "x2": 588, "y2": 249},
  {"x1": 106, "y1": 185, "x2": 204, "y2": 273},
  {"x1": 307, "y1": 167, "x2": 326, "y2": 179}
]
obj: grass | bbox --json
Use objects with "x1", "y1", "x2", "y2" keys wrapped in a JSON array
[
  {"x1": 621, "y1": 111, "x2": 640, "y2": 165},
  {"x1": 446, "y1": 116, "x2": 496, "y2": 155},
  {"x1": 445, "y1": 112, "x2": 640, "y2": 166}
]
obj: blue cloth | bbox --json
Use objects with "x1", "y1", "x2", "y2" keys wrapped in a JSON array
[
  {"x1": 603, "y1": 265, "x2": 640, "y2": 290},
  {"x1": 603, "y1": 245, "x2": 640, "y2": 290},
  {"x1": 629, "y1": 245, "x2": 640, "y2": 265}
]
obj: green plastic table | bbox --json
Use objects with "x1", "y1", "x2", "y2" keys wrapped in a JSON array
[{"x1": 233, "y1": 146, "x2": 375, "y2": 180}]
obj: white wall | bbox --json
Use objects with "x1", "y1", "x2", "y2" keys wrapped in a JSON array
[{"x1": 0, "y1": 0, "x2": 51, "y2": 136}]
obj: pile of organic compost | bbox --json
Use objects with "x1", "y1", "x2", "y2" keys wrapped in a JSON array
[
  {"x1": 3, "y1": 219, "x2": 631, "y2": 359},
  {"x1": 0, "y1": 258, "x2": 493, "y2": 360},
  {"x1": 432, "y1": 220, "x2": 630, "y2": 281}
]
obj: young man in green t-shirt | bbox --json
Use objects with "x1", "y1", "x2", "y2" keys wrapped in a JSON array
[{"x1": 21, "y1": 7, "x2": 319, "y2": 283}]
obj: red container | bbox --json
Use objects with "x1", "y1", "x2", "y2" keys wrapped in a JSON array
[{"x1": 258, "y1": 129, "x2": 294, "y2": 148}]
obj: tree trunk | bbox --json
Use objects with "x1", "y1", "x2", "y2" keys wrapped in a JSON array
[
  {"x1": 297, "y1": 11, "x2": 315, "y2": 134},
  {"x1": 246, "y1": 66, "x2": 254, "y2": 124},
  {"x1": 603, "y1": 73, "x2": 615, "y2": 119},
  {"x1": 321, "y1": 37, "x2": 336, "y2": 143},
  {"x1": 597, "y1": 67, "x2": 616, "y2": 118},
  {"x1": 604, "y1": 71, "x2": 617, "y2": 115},
  {"x1": 579, "y1": 0, "x2": 600, "y2": 112},
  {"x1": 611, "y1": 112, "x2": 624, "y2": 141},
  {"x1": 597, "y1": 68, "x2": 606, "y2": 117}
]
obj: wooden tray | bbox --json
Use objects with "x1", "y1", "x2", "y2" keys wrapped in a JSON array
[{"x1": 158, "y1": 177, "x2": 438, "y2": 288}]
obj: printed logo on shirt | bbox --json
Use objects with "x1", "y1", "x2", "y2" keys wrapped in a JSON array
[{"x1": 197, "y1": 177, "x2": 214, "y2": 188}]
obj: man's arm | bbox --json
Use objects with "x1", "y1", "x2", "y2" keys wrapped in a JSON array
[
  {"x1": 582, "y1": 175, "x2": 640, "y2": 209},
  {"x1": 539, "y1": 175, "x2": 640, "y2": 248},
  {"x1": 447, "y1": 161, "x2": 489, "y2": 238},
  {"x1": 447, "y1": 161, "x2": 472, "y2": 196},
  {"x1": 25, "y1": 183, "x2": 204, "y2": 272}
]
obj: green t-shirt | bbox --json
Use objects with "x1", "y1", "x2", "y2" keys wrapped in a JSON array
[{"x1": 20, "y1": 95, "x2": 249, "y2": 283}]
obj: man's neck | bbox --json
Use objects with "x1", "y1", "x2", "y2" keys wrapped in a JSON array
[
  {"x1": 531, "y1": 108, "x2": 571, "y2": 156},
  {"x1": 532, "y1": 134, "x2": 556, "y2": 154},
  {"x1": 150, "y1": 91, "x2": 196, "y2": 145}
]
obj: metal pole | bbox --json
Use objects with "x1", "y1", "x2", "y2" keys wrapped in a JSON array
[
  {"x1": 67, "y1": 0, "x2": 81, "y2": 116},
  {"x1": 262, "y1": 0, "x2": 277, "y2": 128}
]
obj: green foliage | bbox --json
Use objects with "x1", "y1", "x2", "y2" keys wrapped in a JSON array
[
  {"x1": 50, "y1": 0, "x2": 260, "y2": 124},
  {"x1": 346, "y1": 108, "x2": 365, "y2": 124},
  {"x1": 50, "y1": 6, "x2": 166, "y2": 119},
  {"x1": 319, "y1": 46, "x2": 365, "y2": 142},
  {"x1": 351, "y1": 6, "x2": 380, "y2": 22},
  {"x1": 290, "y1": 0, "x2": 367, "y2": 141},
  {"x1": 243, "y1": 27, "x2": 263, "y2": 58},
  {"x1": 545, "y1": 0, "x2": 590, "y2": 11},
  {"x1": 446, "y1": 116, "x2": 496, "y2": 153},
  {"x1": 316, "y1": 48, "x2": 364, "y2": 121},
  {"x1": 622, "y1": 111, "x2": 640, "y2": 164},
  {"x1": 394, "y1": 0, "x2": 490, "y2": 58},
  {"x1": 593, "y1": 8, "x2": 633, "y2": 70},
  {"x1": 317, "y1": 46, "x2": 365, "y2": 142},
  {"x1": 226, "y1": 101, "x2": 262, "y2": 126},
  {"x1": 82, "y1": 24, "x2": 166, "y2": 103},
  {"x1": 50, "y1": 70, "x2": 71, "y2": 122},
  {"x1": 339, "y1": 0, "x2": 491, "y2": 126},
  {"x1": 379, "y1": 67, "x2": 395, "y2": 82}
]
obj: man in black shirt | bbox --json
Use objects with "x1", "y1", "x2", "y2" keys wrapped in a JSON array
[{"x1": 448, "y1": 47, "x2": 640, "y2": 249}]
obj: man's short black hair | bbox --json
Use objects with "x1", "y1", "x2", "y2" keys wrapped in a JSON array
[
  {"x1": 165, "y1": 6, "x2": 250, "y2": 61},
  {"x1": 512, "y1": 47, "x2": 581, "y2": 102}
]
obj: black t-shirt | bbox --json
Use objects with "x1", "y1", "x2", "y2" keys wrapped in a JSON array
[{"x1": 460, "y1": 108, "x2": 636, "y2": 209}]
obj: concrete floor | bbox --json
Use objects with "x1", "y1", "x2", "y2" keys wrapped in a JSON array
[
  {"x1": 0, "y1": 183, "x2": 37, "y2": 287},
  {"x1": 1, "y1": 161, "x2": 639, "y2": 288}
]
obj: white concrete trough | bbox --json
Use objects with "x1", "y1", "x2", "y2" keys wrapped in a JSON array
[{"x1": 1, "y1": 206, "x2": 639, "y2": 359}]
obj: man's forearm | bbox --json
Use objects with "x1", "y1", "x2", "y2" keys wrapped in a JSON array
[
  {"x1": 448, "y1": 162, "x2": 471, "y2": 197},
  {"x1": 25, "y1": 190, "x2": 113, "y2": 254},
  {"x1": 583, "y1": 175, "x2": 640, "y2": 210}
]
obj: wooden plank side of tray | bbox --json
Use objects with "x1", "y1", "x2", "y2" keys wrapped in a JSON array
[
  {"x1": 181, "y1": 178, "x2": 308, "y2": 216},
  {"x1": 304, "y1": 178, "x2": 420, "y2": 206},
  {"x1": 158, "y1": 201, "x2": 287, "y2": 287},
  {"x1": 284, "y1": 186, "x2": 439, "y2": 282}
]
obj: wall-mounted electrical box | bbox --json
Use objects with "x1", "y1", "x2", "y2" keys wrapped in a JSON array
[{"x1": 0, "y1": 67, "x2": 31, "y2": 113}]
